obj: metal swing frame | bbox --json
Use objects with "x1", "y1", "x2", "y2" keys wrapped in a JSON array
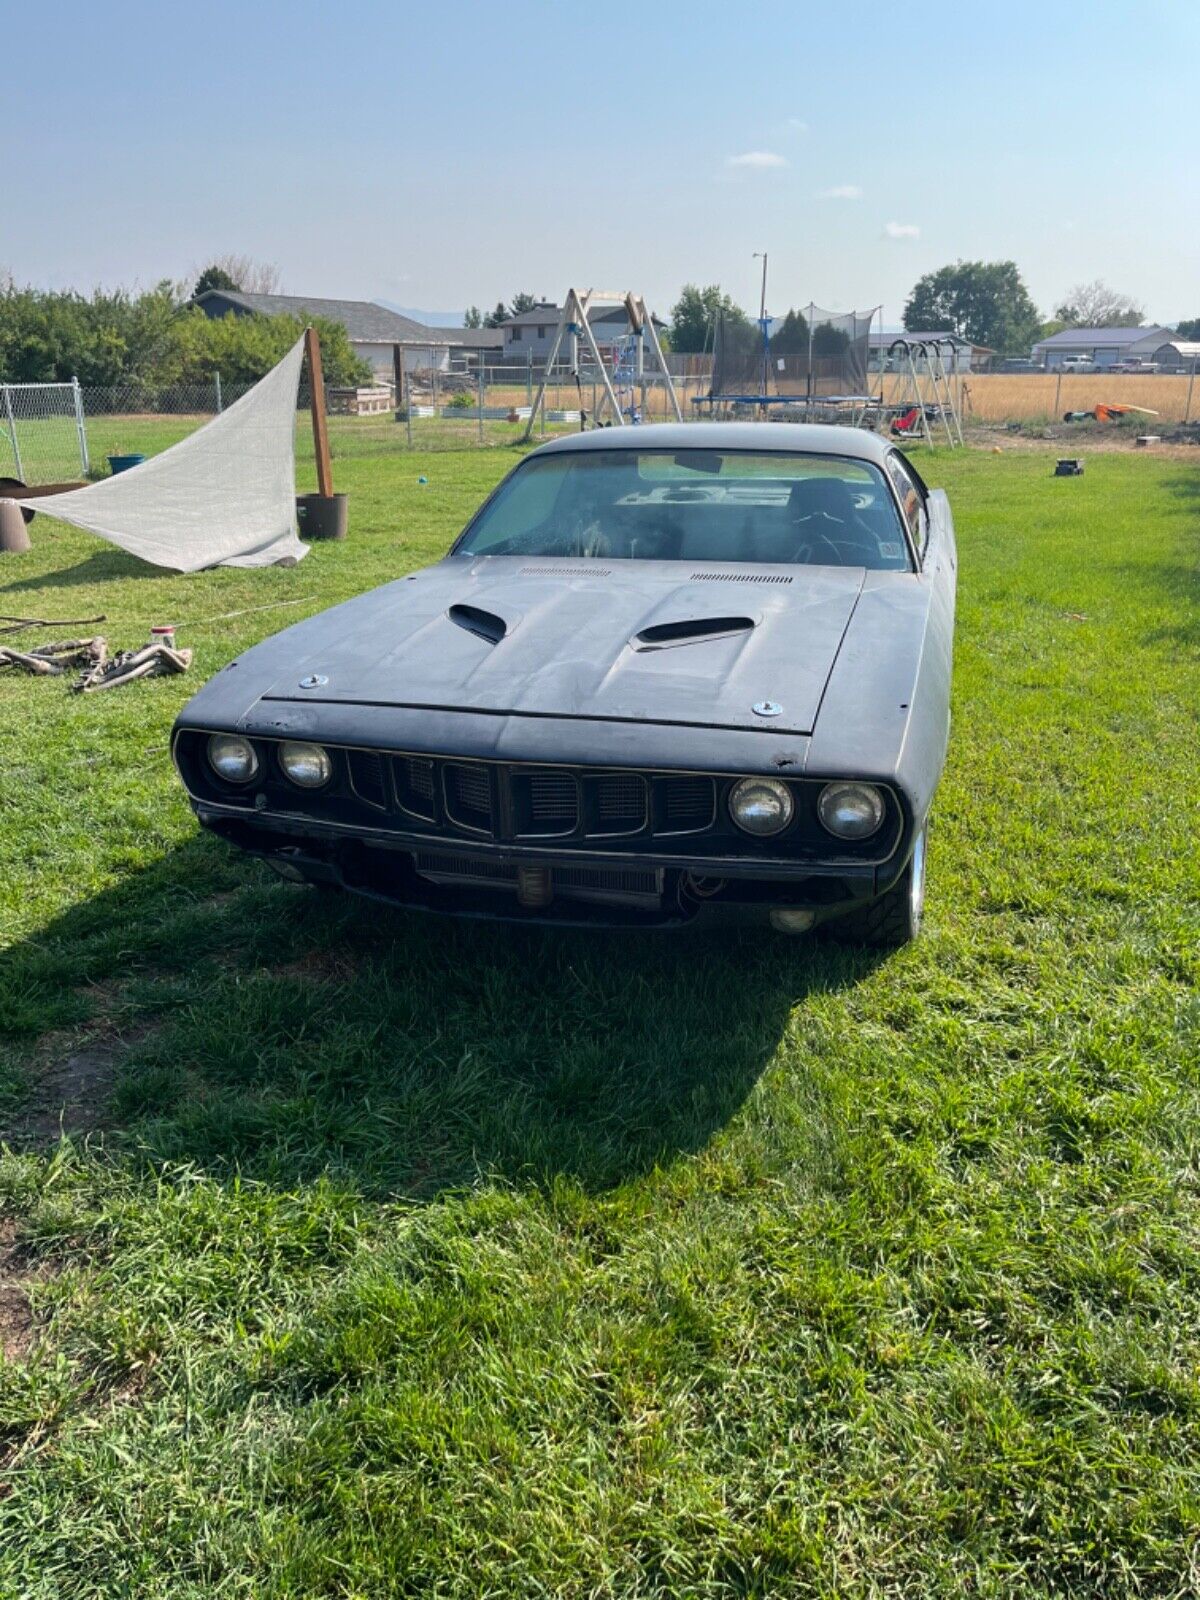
[{"x1": 521, "y1": 289, "x2": 682, "y2": 441}]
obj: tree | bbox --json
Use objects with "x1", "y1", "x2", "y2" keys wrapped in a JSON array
[
  {"x1": 193, "y1": 264, "x2": 240, "y2": 298},
  {"x1": 190, "y1": 255, "x2": 281, "y2": 298},
  {"x1": 0, "y1": 279, "x2": 368, "y2": 389},
  {"x1": 668, "y1": 284, "x2": 753, "y2": 353},
  {"x1": 811, "y1": 321, "x2": 849, "y2": 356},
  {"x1": 1054, "y1": 279, "x2": 1144, "y2": 328},
  {"x1": 480, "y1": 294, "x2": 546, "y2": 328},
  {"x1": 463, "y1": 305, "x2": 483, "y2": 329},
  {"x1": 769, "y1": 308, "x2": 809, "y2": 353},
  {"x1": 1173, "y1": 317, "x2": 1200, "y2": 341},
  {"x1": 903, "y1": 260, "x2": 1041, "y2": 356}
]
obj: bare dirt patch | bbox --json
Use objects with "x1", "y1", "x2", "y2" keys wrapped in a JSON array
[
  {"x1": 5, "y1": 998, "x2": 165, "y2": 1147},
  {"x1": 0, "y1": 1218, "x2": 57, "y2": 1363},
  {"x1": 18, "y1": 1043, "x2": 122, "y2": 1145}
]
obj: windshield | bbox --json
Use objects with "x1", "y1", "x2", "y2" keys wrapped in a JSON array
[{"x1": 455, "y1": 448, "x2": 912, "y2": 570}]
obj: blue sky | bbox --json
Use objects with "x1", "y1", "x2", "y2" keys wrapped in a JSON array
[{"x1": 5, "y1": 0, "x2": 1197, "y2": 325}]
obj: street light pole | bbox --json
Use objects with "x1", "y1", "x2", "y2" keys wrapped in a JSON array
[{"x1": 753, "y1": 251, "x2": 769, "y2": 401}]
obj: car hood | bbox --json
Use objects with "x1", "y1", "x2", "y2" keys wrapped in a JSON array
[{"x1": 257, "y1": 556, "x2": 866, "y2": 736}]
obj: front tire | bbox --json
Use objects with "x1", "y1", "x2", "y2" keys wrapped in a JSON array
[{"x1": 826, "y1": 826, "x2": 927, "y2": 948}]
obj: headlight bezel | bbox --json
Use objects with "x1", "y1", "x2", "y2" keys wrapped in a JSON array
[
  {"x1": 278, "y1": 740, "x2": 334, "y2": 790},
  {"x1": 727, "y1": 775, "x2": 796, "y2": 838},
  {"x1": 207, "y1": 733, "x2": 259, "y2": 786},
  {"x1": 816, "y1": 780, "x2": 886, "y2": 841}
]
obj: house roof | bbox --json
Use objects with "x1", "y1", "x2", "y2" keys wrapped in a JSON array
[
  {"x1": 1153, "y1": 340, "x2": 1200, "y2": 358},
  {"x1": 446, "y1": 327, "x2": 505, "y2": 348},
  {"x1": 192, "y1": 290, "x2": 436, "y2": 344},
  {"x1": 501, "y1": 302, "x2": 665, "y2": 329},
  {"x1": 1032, "y1": 324, "x2": 1172, "y2": 350},
  {"x1": 867, "y1": 330, "x2": 993, "y2": 351}
]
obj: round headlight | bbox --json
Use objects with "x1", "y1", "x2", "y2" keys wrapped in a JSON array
[
  {"x1": 729, "y1": 776, "x2": 795, "y2": 837},
  {"x1": 279, "y1": 741, "x2": 332, "y2": 789},
  {"x1": 817, "y1": 781, "x2": 885, "y2": 840},
  {"x1": 207, "y1": 734, "x2": 258, "y2": 784}
]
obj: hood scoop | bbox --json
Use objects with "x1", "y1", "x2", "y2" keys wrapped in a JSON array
[
  {"x1": 633, "y1": 615, "x2": 756, "y2": 652},
  {"x1": 448, "y1": 603, "x2": 509, "y2": 645}
]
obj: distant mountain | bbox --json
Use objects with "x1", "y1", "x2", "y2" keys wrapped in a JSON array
[{"x1": 375, "y1": 301, "x2": 467, "y2": 328}]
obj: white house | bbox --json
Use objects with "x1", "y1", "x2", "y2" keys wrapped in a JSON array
[
  {"x1": 1031, "y1": 325, "x2": 1174, "y2": 370},
  {"x1": 192, "y1": 290, "x2": 502, "y2": 376},
  {"x1": 499, "y1": 302, "x2": 667, "y2": 363}
]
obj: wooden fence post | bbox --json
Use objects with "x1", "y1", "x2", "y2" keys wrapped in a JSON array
[{"x1": 304, "y1": 326, "x2": 333, "y2": 497}]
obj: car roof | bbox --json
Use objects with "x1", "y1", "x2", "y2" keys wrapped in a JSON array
[{"x1": 529, "y1": 422, "x2": 895, "y2": 466}]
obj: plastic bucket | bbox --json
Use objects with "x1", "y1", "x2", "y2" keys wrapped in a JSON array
[
  {"x1": 107, "y1": 454, "x2": 146, "y2": 474},
  {"x1": 296, "y1": 493, "x2": 348, "y2": 540},
  {"x1": 0, "y1": 498, "x2": 32, "y2": 553}
]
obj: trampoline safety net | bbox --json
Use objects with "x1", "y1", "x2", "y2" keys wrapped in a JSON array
[{"x1": 710, "y1": 303, "x2": 877, "y2": 402}]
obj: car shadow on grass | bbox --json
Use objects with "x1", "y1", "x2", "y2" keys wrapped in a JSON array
[{"x1": 1, "y1": 833, "x2": 885, "y2": 1197}]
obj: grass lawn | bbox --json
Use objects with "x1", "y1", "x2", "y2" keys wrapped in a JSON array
[{"x1": 0, "y1": 443, "x2": 1198, "y2": 1597}]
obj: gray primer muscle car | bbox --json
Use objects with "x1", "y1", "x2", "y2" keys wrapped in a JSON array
[{"x1": 173, "y1": 424, "x2": 956, "y2": 944}]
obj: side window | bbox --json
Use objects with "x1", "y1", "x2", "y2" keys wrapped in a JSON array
[{"x1": 886, "y1": 453, "x2": 928, "y2": 555}]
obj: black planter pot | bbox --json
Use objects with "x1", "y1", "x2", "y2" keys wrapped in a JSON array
[{"x1": 296, "y1": 493, "x2": 349, "y2": 540}]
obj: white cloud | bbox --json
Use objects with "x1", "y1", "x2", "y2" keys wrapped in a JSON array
[
  {"x1": 817, "y1": 184, "x2": 863, "y2": 200},
  {"x1": 725, "y1": 150, "x2": 789, "y2": 170},
  {"x1": 783, "y1": 117, "x2": 809, "y2": 132},
  {"x1": 884, "y1": 221, "x2": 921, "y2": 239}
]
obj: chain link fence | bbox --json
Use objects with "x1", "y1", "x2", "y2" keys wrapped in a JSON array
[
  {"x1": 1, "y1": 381, "x2": 90, "y2": 484},
  {"x1": 3, "y1": 363, "x2": 725, "y2": 483},
  {"x1": 6, "y1": 357, "x2": 1199, "y2": 485}
]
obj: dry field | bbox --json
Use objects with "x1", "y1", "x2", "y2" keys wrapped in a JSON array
[
  {"x1": 886, "y1": 371, "x2": 1197, "y2": 424},
  {"x1": 488, "y1": 372, "x2": 1199, "y2": 426}
]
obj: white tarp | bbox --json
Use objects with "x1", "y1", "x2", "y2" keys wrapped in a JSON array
[{"x1": 17, "y1": 337, "x2": 308, "y2": 571}]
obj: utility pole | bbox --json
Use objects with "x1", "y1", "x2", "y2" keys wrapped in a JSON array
[{"x1": 753, "y1": 252, "x2": 769, "y2": 401}]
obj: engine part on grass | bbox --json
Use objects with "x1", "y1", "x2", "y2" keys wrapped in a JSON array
[
  {"x1": 1055, "y1": 459, "x2": 1085, "y2": 476},
  {"x1": 73, "y1": 640, "x2": 192, "y2": 694},
  {"x1": 0, "y1": 498, "x2": 32, "y2": 553},
  {"x1": 0, "y1": 636, "x2": 107, "y2": 676}
]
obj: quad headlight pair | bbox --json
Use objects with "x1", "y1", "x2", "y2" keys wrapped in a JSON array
[
  {"x1": 728, "y1": 777, "x2": 884, "y2": 840},
  {"x1": 207, "y1": 734, "x2": 331, "y2": 789},
  {"x1": 207, "y1": 735, "x2": 880, "y2": 838}
]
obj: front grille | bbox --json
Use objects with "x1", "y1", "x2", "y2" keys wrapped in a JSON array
[
  {"x1": 395, "y1": 756, "x2": 436, "y2": 820},
  {"x1": 658, "y1": 775, "x2": 716, "y2": 833},
  {"x1": 444, "y1": 762, "x2": 494, "y2": 833},
  {"x1": 593, "y1": 773, "x2": 647, "y2": 835},
  {"x1": 412, "y1": 852, "x2": 661, "y2": 907},
  {"x1": 414, "y1": 851, "x2": 514, "y2": 884},
  {"x1": 553, "y1": 865, "x2": 660, "y2": 901},
  {"x1": 347, "y1": 750, "x2": 387, "y2": 810},
  {"x1": 516, "y1": 769, "x2": 579, "y2": 837}
]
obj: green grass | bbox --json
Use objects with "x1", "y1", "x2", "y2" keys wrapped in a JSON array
[
  {"x1": 0, "y1": 444, "x2": 1198, "y2": 1597},
  {"x1": 7, "y1": 408, "x2": 578, "y2": 485}
]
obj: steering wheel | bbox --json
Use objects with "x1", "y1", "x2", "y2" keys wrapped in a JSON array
[{"x1": 791, "y1": 509, "x2": 881, "y2": 566}]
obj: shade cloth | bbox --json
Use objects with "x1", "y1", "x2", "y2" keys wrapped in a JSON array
[{"x1": 17, "y1": 337, "x2": 308, "y2": 571}]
